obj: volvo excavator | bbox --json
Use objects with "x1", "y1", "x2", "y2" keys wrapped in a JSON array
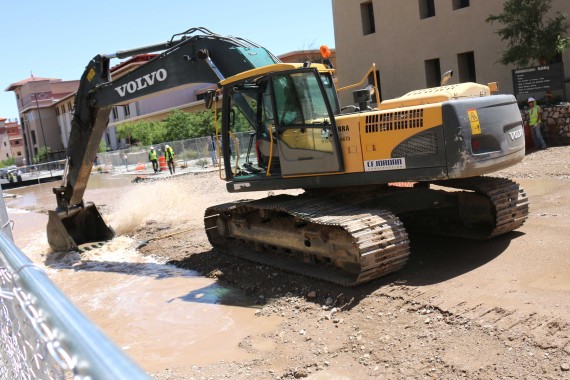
[{"x1": 47, "y1": 27, "x2": 529, "y2": 286}]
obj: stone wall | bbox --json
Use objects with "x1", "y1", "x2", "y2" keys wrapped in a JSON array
[{"x1": 521, "y1": 103, "x2": 570, "y2": 146}]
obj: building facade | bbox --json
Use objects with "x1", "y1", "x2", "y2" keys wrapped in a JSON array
[
  {"x1": 332, "y1": 0, "x2": 570, "y2": 106},
  {"x1": 5, "y1": 77, "x2": 79, "y2": 164},
  {"x1": 0, "y1": 119, "x2": 25, "y2": 166}
]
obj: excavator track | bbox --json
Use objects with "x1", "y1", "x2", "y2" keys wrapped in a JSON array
[
  {"x1": 204, "y1": 195, "x2": 411, "y2": 286},
  {"x1": 431, "y1": 176, "x2": 529, "y2": 239},
  {"x1": 203, "y1": 177, "x2": 527, "y2": 286}
]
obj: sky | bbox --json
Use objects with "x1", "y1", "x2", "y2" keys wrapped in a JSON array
[{"x1": 0, "y1": 0, "x2": 335, "y2": 120}]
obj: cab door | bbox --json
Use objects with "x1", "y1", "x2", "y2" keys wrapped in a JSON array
[{"x1": 270, "y1": 70, "x2": 343, "y2": 176}]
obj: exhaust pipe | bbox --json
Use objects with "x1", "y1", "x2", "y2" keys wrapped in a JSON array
[{"x1": 47, "y1": 202, "x2": 115, "y2": 252}]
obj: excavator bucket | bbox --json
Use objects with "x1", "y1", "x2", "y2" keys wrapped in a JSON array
[{"x1": 47, "y1": 202, "x2": 115, "y2": 252}]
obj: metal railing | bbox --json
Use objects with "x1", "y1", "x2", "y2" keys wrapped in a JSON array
[
  {"x1": 0, "y1": 188, "x2": 149, "y2": 379},
  {"x1": 1, "y1": 161, "x2": 66, "y2": 185}
]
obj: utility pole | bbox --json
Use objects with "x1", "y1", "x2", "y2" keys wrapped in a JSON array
[{"x1": 32, "y1": 93, "x2": 52, "y2": 176}]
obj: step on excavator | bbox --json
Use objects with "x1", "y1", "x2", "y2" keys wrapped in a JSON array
[{"x1": 47, "y1": 27, "x2": 529, "y2": 286}]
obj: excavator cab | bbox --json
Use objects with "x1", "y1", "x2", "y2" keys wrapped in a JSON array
[{"x1": 219, "y1": 66, "x2": 344, "y2": 185}]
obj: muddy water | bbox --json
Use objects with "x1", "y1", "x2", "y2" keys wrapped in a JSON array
[{"x1": 4, "y1": 175, "x2": 282, "y2": 373}]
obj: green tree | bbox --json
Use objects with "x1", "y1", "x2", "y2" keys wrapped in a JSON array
[
  {"x1": 163, "y1": 109, "x2": 219, "y2": 140},
  {"x1": 116, "y1": 119, "x2": 166, "y2": 146},
  {"x1": 163, "y1": 110, "x2": 192, "y2": 141},
  {"x1": 98, "y1": 139, "x2": 108, "y2": 153},
  {"x1": 33, "y1": 146, "x2": 52, "y2": 164},
  {"x1": 186, "y1": 110, "x2": 217, "y2": 137},
  {"x1": 0, "y1": 157, "x2": 15, "y2": 167},
  {"x1": 486, "y1": 0, "x2": 570, "y2": 67}
]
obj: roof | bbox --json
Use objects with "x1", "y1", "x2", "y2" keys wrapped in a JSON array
[
  {"x1": 5, "y1": 76, "x2": 61, "y2": 92},
  {"x1": 278, "y1": 49, "x2": 335, "y2": 61},
  {"x1": 110, "y1": 54, "x2": 157, "y2": 73}
]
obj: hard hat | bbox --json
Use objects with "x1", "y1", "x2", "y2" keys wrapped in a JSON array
[
  {"x1": 528, "y1": 97, "x2": 535, "y2": 103},
  {"x1": 165, "y1": 144, "x2": 169, "y2": 148},
  {"x1": 150, "y1": 146, "x2": 154, "y2": 149}
]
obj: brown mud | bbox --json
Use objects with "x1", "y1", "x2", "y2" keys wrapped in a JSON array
[{"x1": 134, "y1": 147, "x2": 570, "y2": 379}]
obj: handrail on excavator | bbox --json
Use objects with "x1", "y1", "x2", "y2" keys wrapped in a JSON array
[{"x1": 336, "y1": 63, "x2": 381, "y2": 105}]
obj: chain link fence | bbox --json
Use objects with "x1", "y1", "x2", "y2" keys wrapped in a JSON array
[
  {"x1": 0, "y1": 238, "x2": 150, "y2": 379},
  {"x1": 0, "y1": 264, "x2": 74, "y2": 379},
  {"x1": 0, "y1": 185, "x2": 149, "y2": 379},
  {"x1": 95, "y1": 132, "x2": 254, "y2": 174}
]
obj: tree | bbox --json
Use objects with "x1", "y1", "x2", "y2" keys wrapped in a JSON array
[
  {"x1": 115, "y1": 107, "x2": 249, "y2": 147},
  {"x1": 486, "y1": 0, "x2": 570, "y2": 67},
  {"x1": 0, "y1": 157, "x2": 15, "y2": 167},
  {"x1": 33, "y1": 146, "x2": 52, "y2": 164},
  {"x1": 98, "y1": 139, "x2": 108, "y2": 153},
  {"x1": 163, "y1": 109, "x2": 217, "y2": 140},
  {"x1": 163, "y1": 110, "x2": 193, "y2": 141},
  {"x1": 116, "y1": 119, "x2": 166, "y2": 146}
]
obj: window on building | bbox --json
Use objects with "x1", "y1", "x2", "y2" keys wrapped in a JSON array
[
  {"x1": 452, "y1": 0, "x2": 469, "y2": 10},
  {"x1": 458, "y1": 51, "x2": 476, "y2": 82},
  {"x1": 17, "y1": 152, "x2": 21, "y2": 156},
  {"x1": 5, "y1": 153, "x2": 8, "y2": 158},
  {"x1": 31, "y1": 130, "x2": 37, "y2": 145},
  {"x1": 360, "y1": 1, "x2": 376, "y2": 35},
  {"x1": 105, "y1": 132, "x2": 111, "y2": 148},
  {"x1": 3, "y1": 142, "x2": 5, "y2": 147},
  {"x1": 425, "y1": 58, "x2": 442, "y2": 88},
  {"x1": 15, "y1": 140, "x2": 20, "y2": 145},
  {"x1": 112, "y1": 107, "x2": 119, "y2": 119},
  {"x1": 419, "y1": 0, "x2": 436, "y2": 19},
  {"x1": 124, "y1": 105, "x2": 131, "y2": 117}
]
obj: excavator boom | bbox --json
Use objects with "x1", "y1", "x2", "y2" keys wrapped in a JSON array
[{"x1": 47, "y1": 27, "x2": 281, "y2": 251}]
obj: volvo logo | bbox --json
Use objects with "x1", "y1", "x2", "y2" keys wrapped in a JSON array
[
  {"x1": 509, "y1": 129, "x2": 523, "y2": 140},
  {"x1": 114, "y1": 69, "x2": 168, "y2": 97}
]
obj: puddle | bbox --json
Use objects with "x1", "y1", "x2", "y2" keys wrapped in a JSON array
[
  {"x1": 3, "y1": 176, "x2": 284, "y2": 372},
  {"x1": 4, "y1": 174, "x2": 134, "y2": 210}
]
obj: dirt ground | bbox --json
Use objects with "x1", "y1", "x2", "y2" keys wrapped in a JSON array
[{"x1": 130, "y1": 146, "x2": 570, "y2": 380}]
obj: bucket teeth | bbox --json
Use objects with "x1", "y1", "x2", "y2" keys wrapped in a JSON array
[{"x1": 47, "y1": 202, "x2": 115, "y2": 252}]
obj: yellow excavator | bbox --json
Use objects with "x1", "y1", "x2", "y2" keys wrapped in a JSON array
[{"x1": 47, "y1": 28, "x2": 528, "y2": 286}]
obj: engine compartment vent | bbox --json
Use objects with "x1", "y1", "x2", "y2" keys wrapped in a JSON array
[{"x1": 365, "y1": 109, "x2": 424, "y2": 133}]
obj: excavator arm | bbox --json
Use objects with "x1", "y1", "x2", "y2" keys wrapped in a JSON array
[{"x1": 47, "y1": 27, "x2": 281, "y2": 251}]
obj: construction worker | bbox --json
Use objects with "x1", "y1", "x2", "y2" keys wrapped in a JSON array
[
  {"x1": 149, "y1": 146, "x2": 158, "y2": 173},
  {"x1": 528, "y1": 97, "x2": 547, "y2": 150},
  {"x1": 165, "y1": 144, "x2": 175, "y2": 175},
  {"x1": 207, "y1": 135, "x2": 218, "y2": 166}
]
